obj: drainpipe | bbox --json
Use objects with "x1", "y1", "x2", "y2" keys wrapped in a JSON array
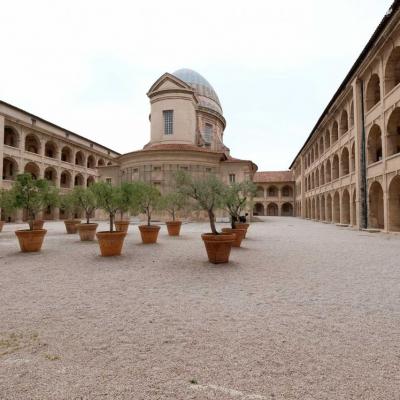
[{"x1": 359, "y1": 80, "x2": 368, "y2": 229}]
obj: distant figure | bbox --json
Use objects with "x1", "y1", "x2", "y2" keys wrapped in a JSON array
[{"x1": 239, "y1": 213, "x2": 248, "y2": 223}]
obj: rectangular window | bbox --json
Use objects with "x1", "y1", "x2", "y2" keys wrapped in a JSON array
[
  {"x1": 204, "y1": 123, "x2": 213, "y2": 144},
  {"x1": 163, "y1": 110, "x2": 173, "y2": 135},
  {"x1": 229, "y1": 174, "x2": 236, "y2": 183},
  {"x1": 105, "y1": 178, "x2": 112, "y2": 184}
]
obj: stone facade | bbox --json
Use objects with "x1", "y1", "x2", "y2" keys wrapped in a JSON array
[{"x1": 290, "y1": 2, "x2": 400, "y2": 232}]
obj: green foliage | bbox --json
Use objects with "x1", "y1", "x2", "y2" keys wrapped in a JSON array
[
  {"x1": 0, "y1": 189, "x2": 16, "y2": 219},
  {"x1": 9, "y1": 173, "x2": 59, "y2": 230},
  {"x1": 175, "y1": 171, "x2": 225, "y2": 234},
  {"x1": 91, "y1": 181, "x2": 137, "y2": 231},
  {"x1": 132, "y1": 181, "x2": 161, "y2": 226},
  {"x1": 70, "y1": 186, "x2": 97, "y2": 223},
  {"x1": 158, "y1": 191, "x2": 188, "y2": 221},
  {"x1": 59, "y1": 192, "x2": 78, "y2": 219},
  {"x1": 223, "y1": 181, "x2": 257, "y2": 228}
]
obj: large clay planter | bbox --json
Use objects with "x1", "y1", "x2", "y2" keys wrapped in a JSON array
[
  {"x1": 64, "y1": 219, "x2": 81, "y2": 234},
  {"x1": 32, "y1": 220, "x2": 45, "y2": 230},
  {"x1": 0, "y1": 221, "x2": 4, "y2": 232},
  {"x1": 201, "y1": 233, "x2": 235, "y2": 264},
  {"x1": 77, "y1": 223, "x2": 98, "y2": 241},
  {"x1": 166, "y1": 221, "x2": 182, "y2": 236},
  {"x1": 235, "y1": 223, "x2": 249, "y2": 238},
  {"x1": 221, "y1": 227, "x2": 246, "y2": 247},
  {"x1": 139, "y1": 225, "x2": 161, "y2": 244},
  {"x1": 15, "y1": 229, "x2": 47, "y2": 252},
  {"x1": 96, "y1": 231, "x2": 127, "y2": 256},
  {"x1": 115, "y1": 220, "x2": 130, "y2": 233}
]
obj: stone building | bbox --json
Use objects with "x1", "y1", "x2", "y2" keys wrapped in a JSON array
[
  {"x1": 290, "y1": 1, "x2": 400, "y2": 232},
  {"x1": 252, "y1": 171, "x2": 295, "y2": 216}
]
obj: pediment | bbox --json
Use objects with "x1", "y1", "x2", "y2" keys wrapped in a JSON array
[{"x1": 147, "y1": 73, "x2": 193, "y2": 97}]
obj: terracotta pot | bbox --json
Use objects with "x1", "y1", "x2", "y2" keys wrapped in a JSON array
[
  {"x1": 221, "y1": 227, "x2": 246, "y2": 247},
  {"x1": 15, "y1": 229, "x2": 47, "y2": 252},
  {"x1": 96, "y1": 231, "x2": 127, "y2": 256},
  {"x1": 235, "y1": 223, "x2": 250, "y2": 238},
  {"x1": 139, "y1": 225, "x2": 161, "y2": 244},
  {"x1": 77, "y1": 223, "x2": 98, "y2": 241},
  {"x1": 0, "y1": 221, "x2": 4, "y2": 232},
  {"x1": 64, "y1": 219, "x2": 81, "y2": 234},
  {"x1": 32, "y1": 220, "x2": 45, "y2": 230},
  {"x1": 115, "y1": 220, "x2": 130, "y2": 233},
  {"x1": 166, "y1": 220, "x2": 182, "y2": 236},
  {"x1": 201, "y1": 233, "x2": 235, "y2": 264}
]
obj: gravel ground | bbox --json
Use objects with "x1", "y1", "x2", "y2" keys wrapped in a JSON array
[{"x1": 0, "y1": 217, "x2": 399, "y2": 400}]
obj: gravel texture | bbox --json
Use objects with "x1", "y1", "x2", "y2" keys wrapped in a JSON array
[{"x1": 0, "y1": 218, "x2": 399, "y2": 399}]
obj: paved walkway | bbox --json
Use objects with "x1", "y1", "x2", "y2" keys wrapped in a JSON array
[{"x1": 0, "y1": 218, "x2": 399, "y2": 399}]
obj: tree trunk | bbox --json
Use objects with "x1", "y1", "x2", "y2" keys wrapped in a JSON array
[
  {"x1": 231, "y1": 215, "x2": 237, "y2": 229},
  {"x1": 110, "y1": 213, "x2": 114, "y2": 232},
  {"x1": 208, "y1": 209, "x2": 218, "y2": 234},
  {"x1": 147, "y1": 209, "x2": 151, "y2": 226},
  {"x1": 172, "y1": 209, "x2": 175, "y2": 221},
  {"x1": 86, "y1": 211, "x2": 90, "y2": 224}
]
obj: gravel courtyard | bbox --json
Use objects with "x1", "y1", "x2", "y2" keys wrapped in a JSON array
[{"x1": 0, "y1": 217, "x2": 399, "y2": 400}]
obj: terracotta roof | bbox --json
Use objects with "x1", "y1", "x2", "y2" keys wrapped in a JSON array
[{"x1": 253, "y1": 171, "x2": 294, "y2": 183}]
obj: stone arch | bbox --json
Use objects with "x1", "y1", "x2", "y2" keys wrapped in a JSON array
[
  {"x1": 388, "y1": 175, "x2": 400, "y2": 232},
  {"x1": 386, "y1": 107, "x2": 400, "y2": 157},
  {"x1": 350, "y1": 101, "x2": 354, "y2": 127},
  {"x1": 4, "y1": 126, "x2": 19, "y2": 147},
  {"x1": 341, "y1": 189, "x2": 350, "y2": 225},
  {"x1": 107, "y1": 161, "x2": 112, "y2": 166},
  {"x1": 366, "y1": 74, "x2": 381, "y2": 110},
  {"x1": 315, "y1": 169, "x2": 320, "y2": 187},
  {"x1": 98, "y1": 158, "x2": 105, "y2": 166},
  {"x1": 367, "y1": 124, "x2": 382, "y2": 164},
  {"x1": 320, "y1": 164, "x2": 325, "y2": 185},
  {"x1": 60, "y1": 170, "x2": 72, "y2": 188},
  {"x1": 87, "y1": 176, "x2": 95, "y2": 187},
  {"x1": 340, "y1": 110, "x2": 348, "y2": 135},
  {"x1": 74, "y1": 173, "x2": 84, "y2": 186},
  {"x1": 325, "y1": 159, "x2": 332, "y2": 183},
  {"x1": 282, "y1": 185, "x2": 293, "y2": 197},
  {"x1": 45, "y1": 140, "x2": 58, "y2": 159},
  {"x1": 87, "y1": 155, "x2": 96, "y2": 169},
  {"x1": 320, "y1": 195, "x2": 326, "y2": 221},
  {"x1": 267, "y1": 185, "x2": 278, "y2": 197},
  {"x1": 331, "y1": 121, "x2": 339, "y2": 143},
  {"x1": 2, "y1": 157, "x2": 18, "y2": 180},
  {"x1": 340, "y1": 147, "x2": 350, "y2": 176},
  {"x1": 385, "y1": 46, "x2": 400, "y2": 94},
  {"x1": 61, "y1": 146, "x2": 72, "y2": 163},
  {"x1": 368, "y1": 181, "x2": 384, "y2": 229},
  {"x1": 267, "y1": 202, "x2": 278, "y2": 216},
  {"x1": 253, "y1": 203, "x2": 265, "y2": 216},
  {"x1": 44, "y1": 166, "x2": 57, "y2": 185},
  {"x1": 315, "y1": 143, "x2": 319, "y2": 159},
  {"x1": 24, "y1": 161, "x2": 40, "y2": 179},
  {"x1": 281, "y1": 202, "x2": 293, "y2": 216},
  {"x1": 319, "y1": 136, "x2": 324, "y2": 154},
  {"x1": 326, "y1": 194, "x2": 332, "y2": 222},
  {"x1": 333, "y1": 191, "x2": 340, "y2": 223},
  {"x1": 256, "y1": 186, "x2": 265, "y2": 198},
  {"x1": 325, "y1": 129, "x2": 331, "y2": 149},
  {"x1": 332, "y1": 155, "x2": 339, "y2": 180},
  {"x1": 25, "y1": 133, "x2": 40, "y2": 154},
  {"x1": 75, "y1": 151, "x2": 85, "y2": 166}
]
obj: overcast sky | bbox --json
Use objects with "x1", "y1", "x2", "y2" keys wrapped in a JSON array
[{"x1": 0, "y1": 0, "x2": 393, "y2": 170}]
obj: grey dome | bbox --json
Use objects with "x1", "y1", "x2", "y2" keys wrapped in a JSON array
[{"x1": 172, "y1": 68, "x2": 222, "y2": 115}]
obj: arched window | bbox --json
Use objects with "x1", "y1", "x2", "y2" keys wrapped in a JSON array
[
  {"x1": 74, "y1": 173, "x2": 84, "y2": 186},
  {"x1": 24, "y1": 162, "x2": 40, "y2": 179},
  {"x1": 267, "y1": 186, "x2": 278, "y2": 197},
  {"x1": 75, "y1": 151, "x2": 85, "y2": 166},
  {"x1": 281, "y1": 203, "x2": 293, "y2": 216},
  {"x1": 325, "y1": 160, "x2": 331, "y2": 183},
  {"x1": 60, "y1": 171, "x2": 72, "y2": 188},
  {"x1": 387, "y1": 107, "x2": 400, "y2": 157},
  {"x1": 340, "y1": 147, "x2": 350, "y2": 176},
  {"x1": 332, "y1": 155, "x2": 339, "y2": 180},
  {"x1": 2, "y1": 157, "x2": 18, "y2": 180},
  {"x1": 340, "y1": 110, "x2": 348, "y2": 135},
  {"x1": 45, "y1": 141, "x2": 58, "y2": 158},
  {"x1": 25, "y1": 134, "x2": 40, "y2": 154},
  {"x1": 267, "y1": 203, "x2": 278, "y2": 216},
  {"x1": 319, "y1": 136, "x2": 324, "y2": 154},
  {"x1": 369, "y1": 181, "x2": 384, "y2": 229},
  {"x1": 61, "y1": 146, "x2": 72, "y2": 163},
  {"x1": 385, "y1": 47, "x2": 400, "y2": 94},
  {"x1": 44, "y1": 167, "x2": 57, "y2": 184},
  {"x1": 256, "y1": 186, "x2": 264, "y2": 198},
  {"x1": 98, "y1": 158, "x2": 105, "y2": 166},
  {"x1": 253, "y1": 203, "x2": 265, "y2": 216},
  {"x1": 349, "y1": 101, "x2": 354, "y2": 127},
  {"x1": 87, "y1": 176, "x2": 95, "y2": 186},
  {"x1": 367, "y1": 124, "x2": 382, "y2": 164},
  {"x1": 325, "y1": 129, "x2": 330, "y2": 149},
  {"x1": 87, "y1": 155, "x2": 96, "y2": 169},
  {"x1": 320, "y1": 164, "x2": 325, "y2": 185},
  {"x1": 366, "y1": 74, "x2": 381, "y2": 110},
  {"x1": 282, "y1": 185, "x2": 293, "y2": 197},
  {"x1": 4, "y1": 126, "x2": 19, "y2": 147},
  {"x1": 331, "y1": 121, "x2": 338, "y2": 144}
]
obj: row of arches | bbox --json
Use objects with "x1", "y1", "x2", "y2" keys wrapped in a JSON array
[
  {"x1": 2, "y1": 157, "x2": 95, "y2": 187},
  {"x1": 255, "y1": 185, "x2": 293, "y2": 198},
  {"x1": 4, "y1": 127, "x2": 111, "y2": 168},
  {"x1": 253, "y1": 202, "x2": 294, "y2": 216},
  {"x1": 305, "y1": 104, "x2": 354, "y2": 169},
  {"x1": 306, "y1": 145, "x2": 355, "y2": 191}
]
